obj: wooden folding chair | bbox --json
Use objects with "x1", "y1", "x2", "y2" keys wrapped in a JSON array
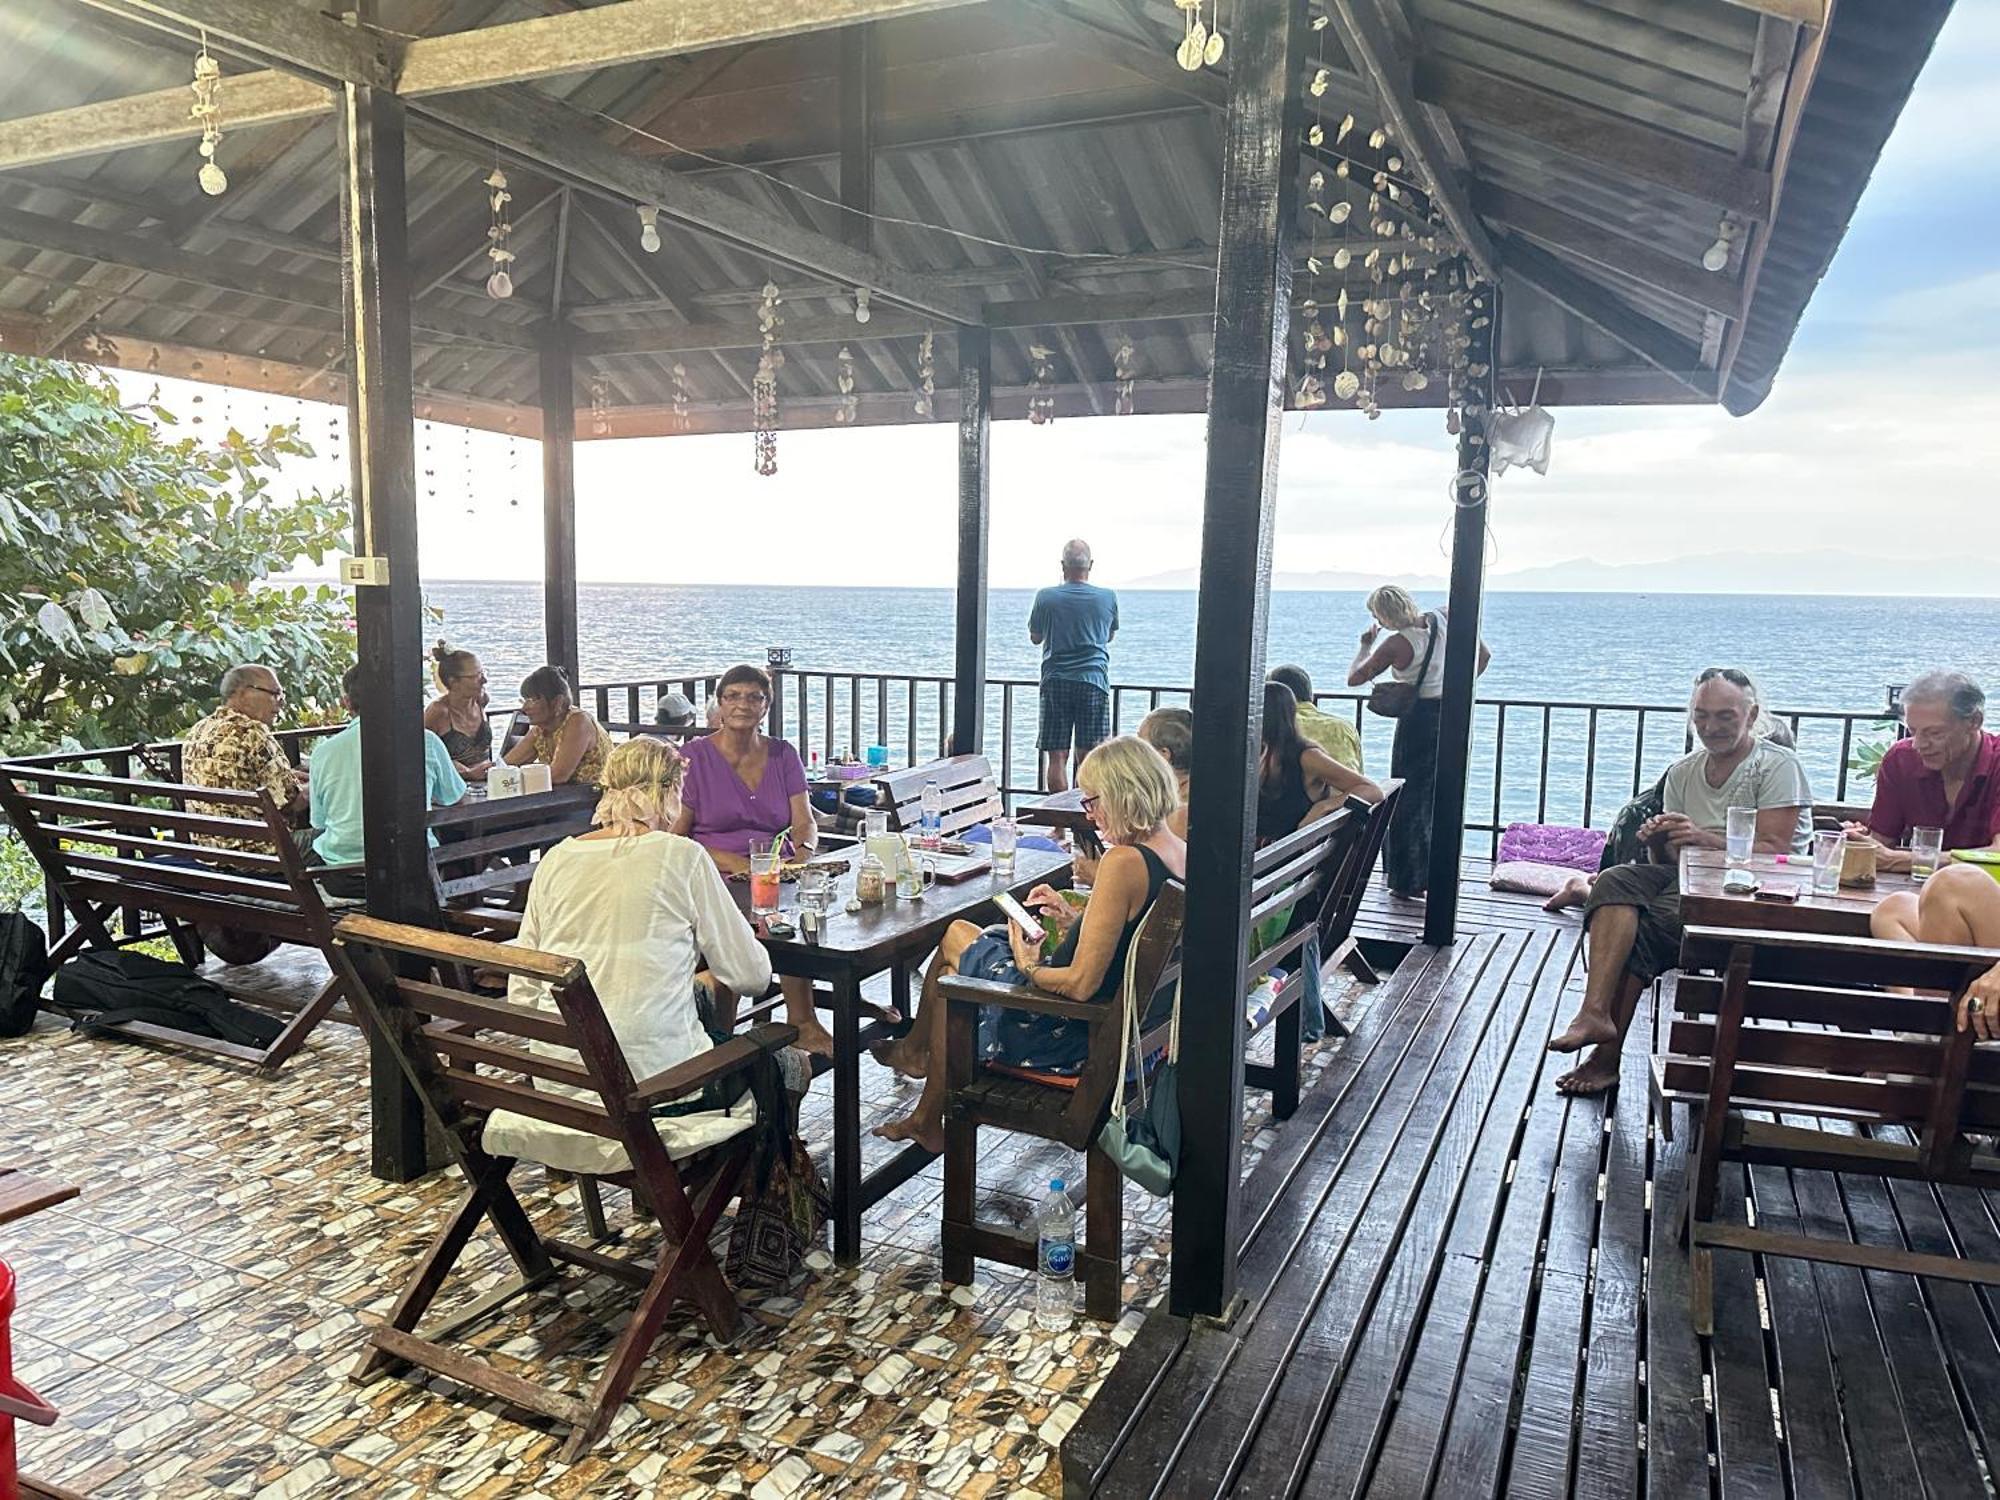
[{"x1": 330, "y1": 914, "x2": 795, "y2": 1459}]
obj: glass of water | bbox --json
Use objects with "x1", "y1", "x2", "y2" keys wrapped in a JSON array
[
  {"x1": 1910, "y1": 826, "x2": 1945, "y2": 880},
  {"x1": 1811, "y1": 830, "x2": 1845, "y2": 895},
  {"x1": 796, "y1": 864, "x2": 833, "y2": 915},
  {"x1": 991, "y1": 815, "x2": 1019, "y2": 878},
  {"x1": 1725, "y1": 806, "x2": 1756, "y2": 868}
]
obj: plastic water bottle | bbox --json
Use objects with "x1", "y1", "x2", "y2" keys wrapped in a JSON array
[
  {"x1": 1035, "y1": 1178, "x2": 1077, "y2": 1330},
  {"x1": 920, "y1": 779, "x2": 943, "y2": 850}
]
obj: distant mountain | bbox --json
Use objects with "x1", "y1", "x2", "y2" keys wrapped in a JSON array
[{"x1": 1119, "y1": 548, "x2": 1992, "y2": 597}]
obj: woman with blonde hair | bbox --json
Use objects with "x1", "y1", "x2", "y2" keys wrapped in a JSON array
[
  {"x1": 506, "y1": 737, "x2": 772, "y2": 1090},
  {"x1": 1348, "y1": 584, "x2": 1490, "y2": 898},
  {"x1": 873, "y1": 735, "x2": 1186, "y2": 1153}
]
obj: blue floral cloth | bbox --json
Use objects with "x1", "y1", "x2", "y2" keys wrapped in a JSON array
[{"x1": 956, "y1": 926, "x2": 1095, "y2": 1075}]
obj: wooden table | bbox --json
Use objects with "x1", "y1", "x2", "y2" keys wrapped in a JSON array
[
  {"x1": 1017, "y1": 786, "x2": 1087, "y2": 835},
  {"x1": 744, "y1": 845, "x2": 1072, "y2": 1262},
  {"x1": 428, "y1": 781, "x2": 597, "y2": 831},
  {"x1": 1678, "y1": 847, "x2": 1921, "y2": 939}
]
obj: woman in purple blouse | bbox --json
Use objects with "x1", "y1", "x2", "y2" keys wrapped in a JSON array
[{"x1": 672, "y1": 663, "x2": 830, "y2": 1055}]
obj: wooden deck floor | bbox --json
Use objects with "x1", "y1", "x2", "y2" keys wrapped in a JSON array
[
  {"x1": 1064, "y1": 918, "x2": 2000, "y2": 1498},
  {"x1": 1351, "y1": 854, "x2": 1566, "y2": 947}
]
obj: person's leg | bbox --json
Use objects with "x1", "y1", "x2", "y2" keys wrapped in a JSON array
[
  {"x1": 1907, "y1": 862, "x2": 2000, "y2": 946},
  {"x1": 780, "y1": 975, "x2": 835, "y2": 1058},
  {"x1": 1544, "y1": 871, "x2": 1596, "y2": 913},
  {"x1": 1038, "y1": 683, "x2": 1071, "y2": 793},
  {"x1": 872, "y1": 919, "x2": 982, "y2": 1078},
  {"x1": 1045, "y1": 748, "x2": 1070, "y2": 794},
  {"x1": 1384, "y1": 702, "x2": 1439, "y2": 898},
  {"x1": 875, "y1": 921, "x2": 993, "y2": 1153},
  {"x1": 1555, "y1": 971, "x2": 1647, "y2": 1096},
  {"x1": 1550, "y1": 904, "x2": 1640, "y2": 1053},
  {"x1": 1870, "y1": 889, "x2": 1922, "y2": 942}
]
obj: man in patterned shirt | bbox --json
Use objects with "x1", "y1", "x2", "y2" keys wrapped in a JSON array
[{"x1": 183, "y1": 663, "x2": 308, "y2": 849}]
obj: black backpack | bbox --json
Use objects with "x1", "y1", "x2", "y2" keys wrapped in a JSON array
[
  {"x1": 1, "y1": 911, "x2": 51, "y2": 1038},
  {"x1": 51, "y1": 949, "x2": 285, "y2": 1050}
]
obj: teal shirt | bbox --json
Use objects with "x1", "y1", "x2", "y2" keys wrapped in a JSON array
[
  {"x1": 1028, "y1": 581, "x2": 1119, "y2": 692},
  {"x1": 308, "y1": 719, "x2": 467, "y2": 867}
]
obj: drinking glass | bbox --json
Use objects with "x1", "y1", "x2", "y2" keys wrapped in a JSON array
[
  {"x1": 1725, "y1": 806, "x2": 1756, "y2": 868},
  {"x1": 1910, "y1": 826, "x2": 1945, "y2": 881},
  {"x1": 1810, "y1": 830, "x2": 1845, "y2": 895},
  {"x1": 796, "y1": 864, "x2": 833, "y2": 914},
  {"x1": 749, "y1": 850, "x2": 782, "y2": 915},
  {"x1": 991, "y1": 815, "x2": 1019, "y2": 878}
]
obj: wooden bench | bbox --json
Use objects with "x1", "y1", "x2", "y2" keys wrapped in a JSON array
[
  {"x1": 1662, "y1": 925, "x2": 2000, "y2": 1331},
  {"x1": 872, "y1": 753, "x2": 1004, "y2": 838},
  {"x1": 0, "y1": 763, "x2": 358, "y2": 1073},
  {"x1": 939, "y1": 881, "x2": 1184, "y2": 1322},
  {"x1": 329, "y1": 914, "x2": 794, "y2": 1460}
]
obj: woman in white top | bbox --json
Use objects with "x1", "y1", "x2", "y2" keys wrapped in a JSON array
[
  {"x1": 507, "y1": 735, "x2": 772, "y2": 1099},
  {"x1": 1348, "y1": 584, "x2": 1491, "y2": 898}
]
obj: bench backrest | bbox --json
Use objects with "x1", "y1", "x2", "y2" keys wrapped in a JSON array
[
  {"x1": 1673, "y1": 925, "x2": 2000, "y2": 1164},
  {"x1": 0, "y1": 763, "x2": 338, "y2": 951},
  {"x1": 874, "y1": 753, "x2": 1003, "y2": 838},
  {"x1": 1247, "y1": 805, "x2": 1365, "y2": 986},
  {"x1": 331, "y1": 913, "x2": 654, "y2": 1150},
  {"x1": 1317, "y1": 779, "x2": 1403, "y2": 952},
  {"x1": 426, "y1": 787, "x2": 599, "y2": 905}
]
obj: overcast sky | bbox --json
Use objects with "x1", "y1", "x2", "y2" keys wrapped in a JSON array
[{"x1": 122, "y1": 3, "x2": 1995, "y2": 593}]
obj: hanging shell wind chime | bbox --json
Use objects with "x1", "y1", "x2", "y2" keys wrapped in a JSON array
[
  {"x1": 484, "y1": 168, "x2": 515, "y2": 299},
  {"x1": 835, "y1": 345, "x2": 858, "y2": 424},
  {"x1": 671, "y1": 362, "x2": 691, "y2": 432},
  {"x1": 1027, "y1": 344, "x2": 1058, "y2": 425},
  {"x1": 1113, "y1": 341, "x2": 1137, "y2": 416},
  {"x1": 1172, "y1": 0, "x2": 1224, "y2": 70},
  {"x1": 190, "y1": 36, "x2": 227, "y2": 196},
  {"x1": 753, "y1": 282, "x2": 783, "y2": 475},
  {"x1": 914, "y1": 332, "x2": 936, "y2": 417},
  {"x1": 589, "y1": 375, "x2": 611, "y2": 437}
]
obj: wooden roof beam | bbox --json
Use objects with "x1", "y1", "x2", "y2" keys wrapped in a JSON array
[
  {"x1": 0, "y1": 72, "x2": 330, "y2": 172},
  {"x1": 572, "y1": 285, "x2": 1217, "y2": 356},
  {"x1": 1498, "y1": 235, "x2": 1714, "y2": 399},
  {"x1": 1328, "y1": 0, "x2": 1497, "y2": 283},
  {"x1": 1470, "y1": 184, "x2": 1740, "y2": 319},
  {"x1": 0, "y1": 203, "x2": 539, "y2": 351},
  {"x1": 1717, "y1": 0, "x2": 1825, "y2": 25},
  {"x1": 1413, "y1": 57, "x2": 1774, "y2": 219}
]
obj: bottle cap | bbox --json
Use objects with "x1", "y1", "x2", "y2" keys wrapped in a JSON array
[{"x1": 1050, "y1": 1178, "x2": 1065, "y2": 1193}]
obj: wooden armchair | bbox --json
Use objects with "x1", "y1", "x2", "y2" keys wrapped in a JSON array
[
  {"x1": 1662, "y1": 924, "x2": 2000, "y2": 1332},
  {"x1": 330, "y1": 914, "x2": 795, "y2": 1459},
  {"x1": 937, "y1": 882, "x2": 1184, "y2": 1322}
]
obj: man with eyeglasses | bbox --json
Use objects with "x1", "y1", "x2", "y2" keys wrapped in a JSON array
[
  {"x1": 1848, "y1": 670, "x2": 2000, "y2": 872},
  {"x1": 1029, "y1": 538, "x2": 1119, "y2": 793},
  {"x1": 183, "y1": 662, "x2": 309, "y2": 851}
]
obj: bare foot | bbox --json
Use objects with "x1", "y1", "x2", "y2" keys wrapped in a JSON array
[
  {"x1": 869, "y1": 1037, "x2": 928, "y2": 1080},
  {"x1": 1547, "y1": 1011, "x2": 1619, "y2": 1054},
  {"x1": 1543, "y1": 875, "x2": 1590, "y2": 913},
  {"x1": 872, "y1": 1113, "x2": 944, "y2": 1154},
  {"x1": 1555, "y1": 1049, "x2": 1621, "y2": 1096},
  {"x1": 790, "y1": 1018, "x2": 836, "y2": 1058}
]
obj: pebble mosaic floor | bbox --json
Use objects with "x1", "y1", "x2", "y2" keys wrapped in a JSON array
[{"x1": 1, "y1": 952, "x2": 1368, "y2": 1499}]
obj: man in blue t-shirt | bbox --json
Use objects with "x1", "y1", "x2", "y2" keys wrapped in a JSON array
[{"x1": 1028, "y1": 538, "x2": 1119, "y2": 792}]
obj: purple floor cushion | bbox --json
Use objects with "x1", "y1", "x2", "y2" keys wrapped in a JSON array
[{"x1": 1496, "y1": 822, "x2": 1607, "y2": 874}]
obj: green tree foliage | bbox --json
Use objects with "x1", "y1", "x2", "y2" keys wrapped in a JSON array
[{"x1": 0, "y1": 355, "x2": 354, "y2": 753}]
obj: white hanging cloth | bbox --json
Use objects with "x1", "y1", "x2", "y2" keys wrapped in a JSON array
[{"x1": 1487, "y1": 368, "x2": 1555, "y2": 477}]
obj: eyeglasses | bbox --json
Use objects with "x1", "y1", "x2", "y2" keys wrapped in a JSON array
[
  {"x1": 1079, "y1": 793, "x2": 1101, "y2": 813},
  {"x1": 1695, "y1": 667, "x2": 1752, "y2": 688},
  {"x1": 720, "y1": 690, "x2": 769, "y2": 706},
  {"x1": 244, "y1": 684, "x2": 284, "y2": 700}
]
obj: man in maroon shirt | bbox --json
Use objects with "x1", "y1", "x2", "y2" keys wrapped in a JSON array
[{"x1": 1847, "y1": 670, "x2": 2000, "y2": 871}]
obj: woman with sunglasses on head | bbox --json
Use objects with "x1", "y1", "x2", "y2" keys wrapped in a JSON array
[
  {"x1": 871, "y1": 735, "x2": 1186, "y2": 1154},
  {"x1": 671, "y1": 663, "x2": 830, "y2": 1056},
  {"x1": 424, "y1": 644, "x2": 494, "y2": 781}
]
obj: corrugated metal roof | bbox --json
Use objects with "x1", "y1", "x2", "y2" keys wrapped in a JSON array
[{"x1": 0, "y1": 0, "x2": 1948, "y2": 433}]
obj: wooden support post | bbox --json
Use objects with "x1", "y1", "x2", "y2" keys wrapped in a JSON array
[
  {"x1": 338, "y1": 57, "x2": 429, "y2": 1183},
  {"x1": 1170, "y1": 0, "x2": 1309, "y2": 1321},
  {"x1": 540, "y1": 327, "x2": 580, "y2": 689},
  {"x1": 952, "y1": 326, "x2": 991, "y2": 756},
  {"x1": 1422, "y1": 278, "x2": 1497, "y2": 946}
]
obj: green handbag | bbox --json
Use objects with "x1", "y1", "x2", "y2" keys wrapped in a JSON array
[{"x1": 1096, "y1": 970, "x2": 1182, "y2": 1197}]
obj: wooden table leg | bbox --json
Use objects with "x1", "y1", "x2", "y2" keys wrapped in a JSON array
[{"x1": 831, "y1": 972, "x2": 864, "y2": 1263}]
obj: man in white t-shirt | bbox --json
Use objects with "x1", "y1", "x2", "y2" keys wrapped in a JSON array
[{"x1": 1548, "y1": 667, "x2": 1813, "y2": 1097}]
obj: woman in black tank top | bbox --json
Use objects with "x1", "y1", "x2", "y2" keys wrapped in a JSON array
[
  {"x1": 871, "y1": 735, "x2": 1188, "y2": 1154},
  {"x1": 425, "y1": 645, "x2": 494, "y2": 779},
  {"x1": 1259, "y1": 682, "x2": 1382, "y2": 844}
]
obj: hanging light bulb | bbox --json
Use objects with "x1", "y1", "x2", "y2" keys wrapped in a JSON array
[
  {"x1": 853, "y1": 288, "x2": 872, "y2": 324},
  {"x1": 637, "y1": 205, "x2": 661, "y2": 254}
]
